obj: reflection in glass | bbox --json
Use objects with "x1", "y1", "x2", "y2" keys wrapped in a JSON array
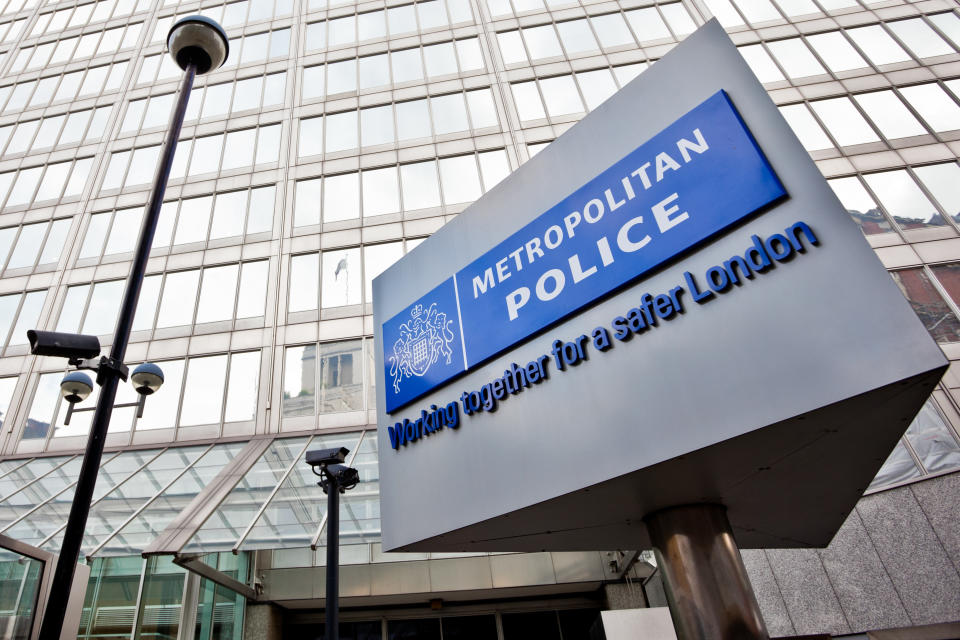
[
  {"x1": 827, "y1": 176, "x2": 890, "y2": 235},
  {"x1": 915, "y1": 164, "x2": 960, "y2": 224},
  {"x1": 888, "y1": 18, "x2": 953, "y2": 59},
  {"x1": 321, "y1": 248, "x2": 361, "y2": 308},
  {"x1": 77, "y1": 557, "x2": 143, "y2": 640},
  {"x1": 863, "y1": 170, "x2": 942, "y2": 229},
  {"x1": 24, "y1": 373, "x2": 59, "y2": 440},
  {"x1": 868, "y1": 440, "x2": 921, "y2": 489},
  {"x1": 132, "y1": 556, "x2": 186, "y2": 640},
  {"x1": 905, "y1": 399, "x2": 960, "y2": 473},
  {"x1": 283, "y1": 345, "x2": 316, "y2": 417},
  {"x1": 318, "y1": 340, "x2": 363, "y2": 412},
  {"x1": 890, "y1": 268, "x2": 960, "y2": 342}
]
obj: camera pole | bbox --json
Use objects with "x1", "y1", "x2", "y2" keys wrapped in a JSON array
[{"x1": 322, "y1": 472, "x2": 341, "y2": 640}]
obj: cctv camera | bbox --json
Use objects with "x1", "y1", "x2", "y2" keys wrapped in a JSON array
[
  {"x1": 27, "y1": 330, "x2": 101, "y2": 362},
  {"x1": 326, "y1": 464, "x2": 360, "y2": 487},
  {"x1": 305, "y1": 447, "x2": 349, "y2": 467},
  {"x1": 318, "y1": 463, "x2": 360, "y2": 493}
]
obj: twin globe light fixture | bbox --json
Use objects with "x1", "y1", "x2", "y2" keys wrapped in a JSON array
[{"x1": 28, "y1": 330, "x2": 165, "y2": 424}]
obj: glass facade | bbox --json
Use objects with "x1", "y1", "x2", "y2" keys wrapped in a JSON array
[{"x1": 0, "y1": 0, "x2": 955, "y2": 634}]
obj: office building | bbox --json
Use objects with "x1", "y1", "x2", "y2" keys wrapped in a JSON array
[{"x1": 0, "y1": 0, "x2": 957, "y2": 636}]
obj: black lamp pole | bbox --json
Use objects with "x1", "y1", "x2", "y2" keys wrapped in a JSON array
[
  {"x1": 324, "y1": 472, "x2": 341, "y2": 640},
  {"x1": 36, "y1": 16, "x2": 227, "y2": 640}
]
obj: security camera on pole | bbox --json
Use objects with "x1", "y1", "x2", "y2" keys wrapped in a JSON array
[
  {"x1": 34, "y1": 16, "x2": 228, "y2": 640},
  {"x1": 305, "y1": 447, "x2": 360, "y2": 640}
]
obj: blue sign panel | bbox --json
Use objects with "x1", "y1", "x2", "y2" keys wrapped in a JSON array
[{"x1": 383, "y1": 90, "x2": 785, "y2": 413}]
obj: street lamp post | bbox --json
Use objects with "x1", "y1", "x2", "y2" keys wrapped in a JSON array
[
  {"x1": 306, "y1": 448, "x2": 360, "y2": 640},
  {"x1": 34, "y1": 17, "x2": 228, "y2": 640}
]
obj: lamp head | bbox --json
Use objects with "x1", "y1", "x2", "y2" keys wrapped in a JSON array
[
  {"x1": 60, "y1": 371, "x2": 94, "y2": 404},
  {"x1": 131, "y1": 362, "x2": 164, "y2": 395},
  {"x1": 167, "y1": 15, "x2": 229, "y2": 74}
]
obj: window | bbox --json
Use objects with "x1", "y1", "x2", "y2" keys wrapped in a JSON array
[
  {"x1": 102, "y1": 125, "x2": 279, "y2": 192},
  {"x1": 846, "y1": 25, "x2": 911, "y2": 66},
  {"x1": 807, "y1": 32, "x2": 868, "y2": 73},
  {"x1": 899, "y1": 84, "x2": 960, "y2": 133},
  {"x1": 59, "y1": 262, "x2": 269, "y2": 335},
  {"x1": 766, "y1": 38, "x2": 826, "y2": 79},
  {"x1": 0, "y1": 291, "x2": 45, "y2": 353},
  {"x1": 809, "y1": 97, "x2": 879, "y2": 147},
  {"x1": 0, "y1": 158, "x2": 91, "y2": 209},
  {"x1": 779, "y1": 103, "x2": 832, "y2": 150},
  {"x1": 283, "y1": 340, "x2": 371, "y2": 417},
  {"x1": 23, "y1": 352, "x2": 260, "y2": 441},
  {"x1": 853, "y1": 91, "x2": 926, "y2": 139},
  {"x1": 828, "y1": 176, "x2": 891, "y2": 235},
  {"x1": 887, "y1": 18, "x2": 954, "y2": 59},
  {"x1": 0, "y1": 219, "x2": 70, "y2": 272},
  {"x1": 870, "y1": 397, "x2": 960, "y2": 490},
  {"x1": 863, "y1": 170, "x2": 944, "y2": 229},
  {"x1": 890, "y1": 268, "x2": 960, "y2": 342},
  {"x1": 739, "y1": 44, "x2": 785, "y2": 83},
  {"x1": 301, "y1": 38, "x2": 484, "y2": 101},
  {"x1": 298, "y1": 90, "x2": 498, "y2": 157}
]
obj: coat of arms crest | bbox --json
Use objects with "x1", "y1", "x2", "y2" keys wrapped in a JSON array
[{"x1": 388, "y1": 302, "x2": 456, "y2": 393}]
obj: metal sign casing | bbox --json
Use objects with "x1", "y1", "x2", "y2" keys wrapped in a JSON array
[{"x1": 372, "y1": 21, "x2": 947, "y2": 553}]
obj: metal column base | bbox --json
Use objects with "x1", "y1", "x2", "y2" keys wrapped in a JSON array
[{"x1": 644, "y1": 504, "x2": 769, "y2": 640}]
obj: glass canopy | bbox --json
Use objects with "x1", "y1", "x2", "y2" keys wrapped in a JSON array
[{"x1": 0, "y1": 430, "x2": 376, "y2": 559}]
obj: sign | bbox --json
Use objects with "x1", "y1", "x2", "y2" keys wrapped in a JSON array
[
  {"x1": 383, "y1": 91, "x2": 785, "y2": 412},
  {"x1": 373, "y1": 21, "x2": 947, "y2": 554}
]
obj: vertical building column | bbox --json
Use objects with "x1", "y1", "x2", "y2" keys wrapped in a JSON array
[{"x1": 644, "y1": 504, "x2": 769, "y2": 640}]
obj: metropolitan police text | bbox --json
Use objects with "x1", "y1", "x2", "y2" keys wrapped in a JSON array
[{"x1": 468, "y1": 128, "x2": 710, "y2": 322}]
